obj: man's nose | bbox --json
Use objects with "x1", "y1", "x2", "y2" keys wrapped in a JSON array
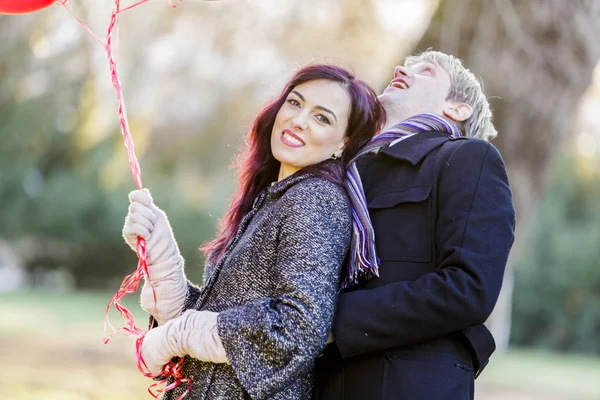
[{"x1": 394, "y1": 65, "x2": 412, "y2": 78}]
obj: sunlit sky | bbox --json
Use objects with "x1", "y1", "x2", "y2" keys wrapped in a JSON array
[{"x1": 574, "y1": 63, "x2": 600, "y2": 160}]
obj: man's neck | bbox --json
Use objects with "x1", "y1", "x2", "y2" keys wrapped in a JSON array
[
  {"x1": 380, "y1": 108, "x2": 410, "y2": 131},
  {"x1": 381, "y1": 119, "x2": 401, "y2": 132}
]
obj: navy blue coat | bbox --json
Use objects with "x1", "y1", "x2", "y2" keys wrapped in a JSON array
[{"x1": 314, "y1": 131, "x2": 516, "y2": 400}]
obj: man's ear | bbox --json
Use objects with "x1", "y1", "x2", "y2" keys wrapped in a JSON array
[{"x1": 443, "y1": 102, "x2": 472, "y2": 122}]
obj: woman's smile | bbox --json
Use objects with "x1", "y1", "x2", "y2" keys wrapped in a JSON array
[{"x1": 281, "y1": 129, "x2": 306, "y2": 148}]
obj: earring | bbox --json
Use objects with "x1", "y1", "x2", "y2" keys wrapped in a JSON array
[{"x1": 332, "y1": 150, "x2": 342, "y2": 159}]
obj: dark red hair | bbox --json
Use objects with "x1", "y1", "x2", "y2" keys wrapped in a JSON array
[{"x1": 202, "y1": 64, "x2": 385, "y2": 262}]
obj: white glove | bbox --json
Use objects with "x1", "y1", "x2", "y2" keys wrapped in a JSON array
[
  {"x1": 140, "y1": 324, "x2": 177, "y2": 377},
  {"x1": 140, "y1": 309, "x2": 229, "y2": 376},
  {"x1": 123, "y1": 189, "x2": 188, "y2": 325}
]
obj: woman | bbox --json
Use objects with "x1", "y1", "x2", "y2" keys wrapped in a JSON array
[{"x1": 122, "y1": 64, "x2": 385, "y2": 399}]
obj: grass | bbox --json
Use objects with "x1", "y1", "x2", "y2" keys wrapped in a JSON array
[
  {"x1": 1, "y1": 291, "x2": 600, "y2": 400},
  {"x1": 477, "y1": 348, "x2": 600, "y2": 399},
  {"x1": 0, "y1": 290, "x2": 150, "y2": 400},
  {"x1": 0, "y1": 290, "x2": 147, "y2": 333}
]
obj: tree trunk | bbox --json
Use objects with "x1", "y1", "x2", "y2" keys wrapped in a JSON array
[{"x1": 413, "y1": 0, "x2": 600, "y2": 350}]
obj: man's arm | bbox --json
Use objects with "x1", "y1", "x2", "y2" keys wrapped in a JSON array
[{"x1": 333, "y1": 139, "x2": 516, "y2": 359}]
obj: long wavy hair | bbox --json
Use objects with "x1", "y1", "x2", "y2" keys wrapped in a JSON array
[{"x1": 202, "y1": 64, "x2": 385, "y2": 263}]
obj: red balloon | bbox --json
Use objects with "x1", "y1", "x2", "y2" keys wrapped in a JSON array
[{"x1": 0, "y1": 0, "x2": 55, "y2": 15}]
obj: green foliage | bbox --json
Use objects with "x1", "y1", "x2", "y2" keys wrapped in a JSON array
[
  {"x1": 0, "y1": 68, "x2": 215, "y2": 290},
  {"x1": 511, "y1": 155, "x2": 600, "y2": 354}
]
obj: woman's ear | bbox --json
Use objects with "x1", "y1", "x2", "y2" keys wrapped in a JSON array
[{"x1": 332, "y1": 137, "x2": 348, "y2": 159}]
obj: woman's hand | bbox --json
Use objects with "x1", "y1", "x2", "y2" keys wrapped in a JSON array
[
  {"x1": 123, "y1": 189, "x2": 179, "y2": 266},
  {"x1": 140, "y1": 322, "x2": 176, "y2": 377},
  {"x1": 123, "y1": 189, "x2": 188, "y2": 325},
  {"x1": 140, "y1": 309, "x2": 229, "y2": 376}
]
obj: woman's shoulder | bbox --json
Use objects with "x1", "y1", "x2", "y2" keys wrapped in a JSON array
[
  {"x1": 275, "y1": 175, "x2": 350, "y2": 221},
  {"x1": 286, "y1": 175, "x2": 347, "y2": 202},
  {"x1": 276, "y1": 175, "x2": 351, "y2": 232}
]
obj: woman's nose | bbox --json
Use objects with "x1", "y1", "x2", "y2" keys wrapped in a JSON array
[{"x1": 292, "y1": 113, "x2": 309, "y2": 130}]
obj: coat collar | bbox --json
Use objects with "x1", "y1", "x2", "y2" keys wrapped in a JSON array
[
  {"x1": 265, "y1": 171, "x2": 317, "y2": 199},
  {"x1": 379, "y1": 130, "x2": 466, "y2": 165},
  {"x1": 246, "y1": 171, "x2": 328, "y2": 222}
]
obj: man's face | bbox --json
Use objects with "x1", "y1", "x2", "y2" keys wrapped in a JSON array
[{"x1": 378, "y1": 61, "x2": 453, "y2": 127}]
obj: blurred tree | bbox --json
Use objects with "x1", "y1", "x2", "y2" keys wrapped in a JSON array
[
  {"x1": 511, "y1": 154, "x2": 600, "y2": 355},
  {"x1": 413, "y1": 0, "x2": 600, "y2": 350},
  {"x1": 0, "y1": 11, "x2": 134, "y2": 288},
  {"x1": 0, "y1": 11, "x2": 212, "y2": 288}
]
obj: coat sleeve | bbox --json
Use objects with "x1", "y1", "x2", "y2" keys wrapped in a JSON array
[
  {"x1": 177, "y1": 259, "x2": 217, "y2": 318},
  {"x1": 333, "y1": 140, "x2": 516, "y2": 359},
  {"x1": 216, "y1": 180, "x2": 351, "y2": 399}
]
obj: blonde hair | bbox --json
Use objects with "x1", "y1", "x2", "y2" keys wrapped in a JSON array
[{"x1": 404, "y1": 50, "x2": 497, "y2": 141}]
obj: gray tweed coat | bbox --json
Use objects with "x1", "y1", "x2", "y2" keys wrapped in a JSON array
[{"x1": 163, "y1": 173, "x2": 352, "y2": 400}]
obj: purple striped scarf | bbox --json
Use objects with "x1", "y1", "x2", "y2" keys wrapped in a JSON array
[{"x1": 342, "y1": 113, "x2": 463, "y2": 289}]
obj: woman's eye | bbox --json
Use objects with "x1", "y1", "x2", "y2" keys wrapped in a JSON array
[
  {"x1": 287, "y1": 99, "x2": 300, "y2": 107},
  {"x1": 316, "y1": 115, "x2": 331, "y2": 125},
  {"x1": 422, "y1": 68, "x2": 434, "y2": 76}
]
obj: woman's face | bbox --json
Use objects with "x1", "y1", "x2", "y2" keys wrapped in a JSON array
[{"x1": 271, "y1": 79, "x2": 350, "y2": 181}]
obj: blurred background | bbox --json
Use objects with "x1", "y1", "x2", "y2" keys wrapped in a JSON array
[{"x1": 1, "y1": 0, "x2": 600, "y2": 399}]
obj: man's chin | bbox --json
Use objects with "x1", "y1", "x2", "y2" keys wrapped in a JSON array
[
  {"x1": 378, "y1": 89, "x2": 407, "y2": 104},
  {"x1": 378, "y1": 88, "x2": 396, "y2": 99},
  {"x1": 377, "y1": 91, "x2": 397, "y2": 106}
]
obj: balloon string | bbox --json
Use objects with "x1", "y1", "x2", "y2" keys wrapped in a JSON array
[{"x1": 59, "y1": 0, "x2": 190, "y2": 396}]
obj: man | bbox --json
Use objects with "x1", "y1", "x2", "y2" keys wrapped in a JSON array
[{"x1": 314, "y1": 50, "x2": 516, "y2": 400}]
